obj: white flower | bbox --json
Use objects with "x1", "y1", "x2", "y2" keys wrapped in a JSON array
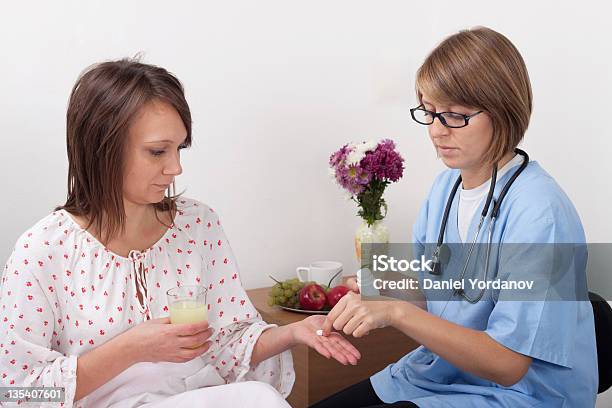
[
  {"x1": 346, "y1": 149, "x2": 366, "y2": 166},
  {"x1": 346, "y1": 140, "x2": 377, "y2": 166},
  {"x1": 356, "y1": 140, "x2": 377, "y2": 153}
]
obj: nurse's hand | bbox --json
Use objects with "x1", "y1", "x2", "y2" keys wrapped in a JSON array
[
  {"x1": 291, "y1": 315, "x2": 361, "y2": 365},
  {"x1": 321, "y1": 292, "x2": 394, "y2": 338},
  {"x1": 345, "y1": 277, "x2": 360, "y2": 293}
]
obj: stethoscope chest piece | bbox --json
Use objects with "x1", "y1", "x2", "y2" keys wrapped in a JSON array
[{"x1": 430, "y1": 243, "x2": 451, "y2": 276}]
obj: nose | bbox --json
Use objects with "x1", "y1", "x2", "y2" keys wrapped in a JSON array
[
  {"x1": 428, "y1": 116, "x2": 450, "y2": 140},
  {"x1": 163, "y1": 150, "x2": 183, "y2": 176}
]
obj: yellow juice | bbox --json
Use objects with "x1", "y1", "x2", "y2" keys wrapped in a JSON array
[{"x1": 169, "y1": 300, "x2": 208, "y2": 324}]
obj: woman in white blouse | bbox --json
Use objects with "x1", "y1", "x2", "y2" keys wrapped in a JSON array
[{"x1": 0, "y1": 59, "x2": 360, "y2": 408}]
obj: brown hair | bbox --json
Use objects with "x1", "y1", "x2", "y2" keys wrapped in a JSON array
[
  {"x1": 416, "y1": 26, "x2": 532, "y2": 164},
  {"x1": 55, "y1": 58, "x2": 192, "y2": 244}
]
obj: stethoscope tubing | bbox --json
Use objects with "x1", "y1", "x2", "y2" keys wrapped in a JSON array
[{"x1": 430, "y1": 148, "x2": 530, "y2": 304}]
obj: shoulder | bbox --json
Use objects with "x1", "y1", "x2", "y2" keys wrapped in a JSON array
[
  {"x1": 505, "y1": 162, "x2": 577, "y2": 221},
  {"x1": 501, "y1": 161, "x2": 584, "y2": 241},
  {"x1": 174, "y1": 197, "x2": 218, "y2": 219},
  {"x1": 3, "y1": 210, "x2": 69, "y2": 284},
  {"x1": 173, "y1": 196, "x2": 224, "y2": 232},
  {"x1": 10, "y1": 210, "x2": 69, "y2": 255}
]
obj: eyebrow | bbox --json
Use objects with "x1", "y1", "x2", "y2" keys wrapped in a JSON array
[
  {"x1": 144, "y1": 137, "x2": 188, "y2": 144},
  {"x1": 421, "y1": 100, "x2": 465, "y2": 112}
]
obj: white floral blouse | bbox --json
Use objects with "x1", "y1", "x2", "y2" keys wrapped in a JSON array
[{"x1": 0, "y1": 198, "x2": 294, "y2": 407}]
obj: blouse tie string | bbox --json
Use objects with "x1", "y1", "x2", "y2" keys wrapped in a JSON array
[{"x1": 128, "y1": 249, "x2": 152, "y2": 321}]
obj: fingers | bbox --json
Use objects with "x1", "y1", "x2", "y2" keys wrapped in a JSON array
[
  {"x1": 148, "y1": 316, "x2": 171, "y2": 324},
  {"x1": 179, "y1": 340, "x2": 212, "y2": 361},
  {"x1": 352, "y1": 321, "x2": 371, "y2": 338},
  {"x1": 318, "y1": 337, "x2": 349, "y2": 365},
  {"x1": 312, "y1": 340, "x2": 332, "y2": 359},
  {"x1": 331, "y1": 306, "x2": 357, "y2": 333},
  {"x1": 346, "y1": 277, "x2": 360, "y2": 294},
  {"x1": 330, "y1": 334, "x2": 361, "y2": 360},
  {"x1": 199, "y1": 327, "x2": 215, "y2": 342},
  {"x1": 322, "y1": 295, "x2": 350, "y2": 336},
  {"x1": 179, "y1": 327, "x2": 215, "y2": 348},
  {"x1": 328, "y1": 335, "x2": 360, "y2": 364},
  {"x1": 175, "y1": 320, "x2": 210, "y2": 336},
  {"x1": 341, "y1": 313, "x2": 365, "y2": 336}
]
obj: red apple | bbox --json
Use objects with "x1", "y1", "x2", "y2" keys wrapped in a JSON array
[
  {"x1": 327, "y1": 285, "x2": 350, "y2": 308},
  {"x1": 299, "y1": 284, "x2": 327, "y2": 311}
]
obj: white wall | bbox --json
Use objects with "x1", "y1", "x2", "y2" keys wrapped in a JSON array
[
  {"x1": 2, "y1": 0, "x2": 611, "y2": 282},
  {"x1": 1, "y1": 0, "x2": 612, "y2": 404},
  {"x1": 2, "y1": 0, "x2": 612, "y2": 283}
]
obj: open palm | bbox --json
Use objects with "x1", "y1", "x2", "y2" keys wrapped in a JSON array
[{"x1": 293, "y1": 315, "x2": 361, "y2": 365}]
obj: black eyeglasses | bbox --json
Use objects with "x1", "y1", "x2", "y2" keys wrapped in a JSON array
[{"x1": 410, "y1": 104, "x2": 483, "y2": 128}]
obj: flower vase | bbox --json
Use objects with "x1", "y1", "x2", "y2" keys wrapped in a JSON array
[{"x1": 354, "y1": 220, "x2": 389, "y2": 267}]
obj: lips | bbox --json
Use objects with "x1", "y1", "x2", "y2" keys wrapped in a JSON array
[{"x1": 436, "y1": 145, "x2": 458, "y2": 157}]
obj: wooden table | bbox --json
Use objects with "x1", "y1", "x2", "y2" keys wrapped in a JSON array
[{"x1": 246, "y1": 286, "x2": 419, "y2": 408}]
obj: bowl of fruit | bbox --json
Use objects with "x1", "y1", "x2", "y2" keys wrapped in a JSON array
[{"x1": 267, "y1": 276, "x2": 351, "y2": 314}]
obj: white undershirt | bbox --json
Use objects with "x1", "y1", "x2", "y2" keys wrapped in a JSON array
[{"x1": 457, "y1": 154, "x2": 524, "y2": 242}]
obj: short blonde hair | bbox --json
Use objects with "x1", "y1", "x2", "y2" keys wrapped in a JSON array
[{"x1": 416, "y1": 26, "x2": 532, "y2": 164}]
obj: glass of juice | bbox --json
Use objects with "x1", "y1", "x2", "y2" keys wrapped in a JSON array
[{"x1": 166, "y1": 285, "x2": 208, "y2": 324}]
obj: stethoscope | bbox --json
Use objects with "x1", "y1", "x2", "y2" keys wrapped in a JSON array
[{"x1": 430, "y1": 148, "x2": 530, "y2": 304}]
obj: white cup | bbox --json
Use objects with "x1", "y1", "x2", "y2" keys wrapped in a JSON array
[{"x1": 296, "y1": 261, "x2": 343, "y2": 287}]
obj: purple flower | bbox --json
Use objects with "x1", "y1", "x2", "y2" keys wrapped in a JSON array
[
  {"x1": 360, "y1": 139, "x2": 404, "y2": 182},
  {"x1": 335, "y1": 165, "x2": 366, "y2": 195},
  {"x1": 329, "y1": 144, "x2": 350, "y2": 168}
]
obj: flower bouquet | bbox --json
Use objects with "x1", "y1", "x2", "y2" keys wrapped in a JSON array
[{"x1": 329, "y1": 139, "x2": 404, "y2": 262}]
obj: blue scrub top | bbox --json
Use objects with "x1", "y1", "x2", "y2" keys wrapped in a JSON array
[{"x1": 370, "y1": 160, "x2": 598, "y2": 407}]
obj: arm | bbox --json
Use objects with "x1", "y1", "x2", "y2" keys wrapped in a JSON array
[
  {"x1": 250, "y1": 324, "x2": 295, "y2": 366},
  {"x1": 322, "y1": 294, "x2": 531, "y2": 387},
  {"x1": 74, "y1": 332, "x2": 138, "y2": 401},
  {"x1": 390, "y1": 301, "x2": 531, "y2": 387}
]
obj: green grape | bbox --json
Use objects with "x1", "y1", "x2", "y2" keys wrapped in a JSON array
[
  {"x1": 267, "y1": 296, "x2": 275, "y2": 307},
  {"x1": 291, "y1": 284, "x2": 301, "y2": 291},
  {"x1": 278, "y1": 295, "x2": 287, "y2": 304},
  {"x1": 284, "y1": 289, "x2": 294, "y2": 297},
  {"x1": 272, "y1": 286, "x2": 283, "y2": 296}
]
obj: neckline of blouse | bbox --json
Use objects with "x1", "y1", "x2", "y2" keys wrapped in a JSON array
[{"x1": 57, "y1": 209, "x2": 178, "y2": 262}]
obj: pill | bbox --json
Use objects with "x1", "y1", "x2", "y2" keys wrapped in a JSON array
[{"x1": 316, "y1": 329, "x2": 323, "y2": 336}]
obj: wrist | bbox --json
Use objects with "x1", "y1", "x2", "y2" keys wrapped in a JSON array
[
  {"x1": 285, "y1": 322, "x2": 300, "y2": 348},
  {"x1": 115, "y1": 329, "x2": 142, "y2": 365},
  {"x1": 389, "y1": 300, "x2": 413, "y2": 327}
]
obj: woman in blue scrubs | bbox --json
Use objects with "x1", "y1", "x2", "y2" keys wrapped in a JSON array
[{"x1": 313, "y1": 26, "x2": 598, "y2": 407}]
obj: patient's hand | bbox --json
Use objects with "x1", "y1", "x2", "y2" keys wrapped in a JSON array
[
  {"x1": 291, "y1": 315, "x2": 361, "y2": 365},
  {"x1": 124, "y1": 317, "x2": 214, "y2": 364}
]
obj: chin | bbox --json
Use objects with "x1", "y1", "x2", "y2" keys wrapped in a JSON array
[
  {"x1": 439, "y1": 157, "x2": 463, "y2": 169},
  {"x1": 145, "y1": 191, "x2": 166, "y2": 204}
]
